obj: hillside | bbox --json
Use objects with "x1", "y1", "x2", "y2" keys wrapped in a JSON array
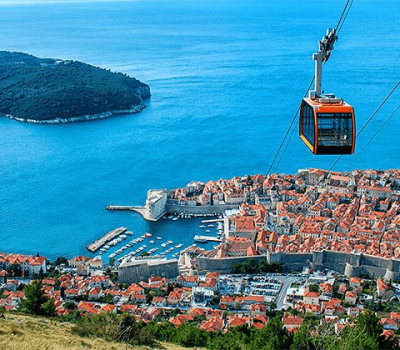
[
  {"x1": 0, "y1": 51, "x2": 150, "y2": 123},
  {"x1": 0, "y1": 313, "x2": 186, "y2": 350}
]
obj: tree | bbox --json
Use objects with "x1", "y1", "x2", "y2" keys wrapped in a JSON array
[
  {"x1": 269, "y1": 301, "x2": 277, "y2": 311},
  {"x1": 54, "y1": 256, "x2": 69, "y2": 266},
  {"x1": 174, "y1": 323, "x2": 208, "y2": 347},
  {"x1": 18, "y1": 280, "x2": 56, "y2": 316},
  {"x1": 249, "y1": 316, "x2": 291, "y2": 349},
  {"x1": 64, "y1": 301, "x2": 76, "y2": 310},
  {"x1": 6, "y1": 263, "x2": 22, "y2": 277}
]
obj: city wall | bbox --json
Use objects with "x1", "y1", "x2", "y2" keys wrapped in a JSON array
[
  {"x1": 165, "y1": 203, "x2": 239, "y2": 215},
  {"x1": 196, "y1": 250, "x2": 400, "y2": 279},
  {"x1": 118, "y1": 258, "x2": 179, "y2": 284}
]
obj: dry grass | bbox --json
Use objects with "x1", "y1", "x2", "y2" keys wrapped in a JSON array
[{"x1": 0, "y1": 313, "x2": 189, "y2": 350}]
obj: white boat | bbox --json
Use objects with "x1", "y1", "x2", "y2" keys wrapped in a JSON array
[
  {"x1": 167, "y1": 240, "x2": 173, "y2": 244},
  {"x1": 175, "y1": 244, "x2": 183, "y2": 248},
  {"x1": 150, "y1": 240, "x2": 155, "y2": 244},
  {"x1": 208, "y1": 224, "x2": 214, "y2": 228},
  {"x1": 161, "y1": 243, "x2": 166, "y2": 248},
  {"x1": 126, "y1": 231, "x2": 133, "y2": 235},
  {"x1": 205, "y1": 230, "x2": 211, "y2": 233},
  {"x1": 120, "y1": 234, "x2": 127, "y2": 239},
  {"x1": 172, "y1": 216, "x2": 179, "y2": 221},
  {"x1": 157, "y1": 237, "x2": 162, "y2": 240},
  {"x1": 199, "y1": 225, "x2": 205, "y2": 228}
]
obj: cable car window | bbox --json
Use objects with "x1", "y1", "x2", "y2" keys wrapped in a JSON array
[
  {"x1": 317, "y1": 113, "x2": 352, "y2": 147},
  {"x1": 302, "y1": 103, "x2": 314, "y2": 146}
]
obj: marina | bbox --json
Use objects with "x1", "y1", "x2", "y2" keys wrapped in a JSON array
[{"x1": 86, "y1": 227, "x2": 127, "y2": 253}]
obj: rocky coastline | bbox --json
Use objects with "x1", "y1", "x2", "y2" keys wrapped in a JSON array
[{"x1": 0, "y1": 51, "x2": 150, "y2": 123}]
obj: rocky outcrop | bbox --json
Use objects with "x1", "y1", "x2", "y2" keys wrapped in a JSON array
[{"x1": 0, "y1": 51, "x2": 150, "y2": 123}]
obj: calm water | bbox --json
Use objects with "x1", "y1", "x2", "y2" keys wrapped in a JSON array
[{"x1": 0, "y1": 0, "x2": 399, "y2": 260}]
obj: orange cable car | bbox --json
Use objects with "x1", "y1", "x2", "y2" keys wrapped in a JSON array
[{"x1": 299, "y1": 28, "x2": 356, "y2": 155}]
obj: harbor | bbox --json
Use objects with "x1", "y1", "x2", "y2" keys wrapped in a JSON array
[{"x1": 86, "y1": 227, "x2": 127, "y2": 253}]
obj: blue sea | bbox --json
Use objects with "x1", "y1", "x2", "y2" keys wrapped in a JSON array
[{"x1": 0, "y1": 0, "x2": 399, "y2": 261}]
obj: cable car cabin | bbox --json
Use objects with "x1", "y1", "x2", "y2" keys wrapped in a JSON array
[{"x1": 299, "y1": 94, "x2": 355, "y2": 155}]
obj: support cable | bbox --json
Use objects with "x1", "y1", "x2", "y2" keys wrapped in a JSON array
[
  {"x1": 347, "y1": 103, "x2": 400, "y2": 170},
  {"x1": 329, "y1": 79, "x2": 400, "y2": 171},
  {"x1": 266, "y1": 0, "x2": 353, "y2": 175}
]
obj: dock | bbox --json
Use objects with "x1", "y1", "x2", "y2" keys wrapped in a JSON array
[
  {"x1": 201, "y1": 218, "x2": 223, "y2": 223},
  {"x1": 194, "y1": 235, "x2": 222, "y2": 243},
  {"x1": 106, "y1": 205, "x2": 146, "y2": 217},
  {"x1": 86, "y1": 227, "x2": 127, "y2": 253}
]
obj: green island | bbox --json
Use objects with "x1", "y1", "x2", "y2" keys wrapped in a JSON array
[{"x1": 0, "y1": 51, "x2": 150, "y2": 123}]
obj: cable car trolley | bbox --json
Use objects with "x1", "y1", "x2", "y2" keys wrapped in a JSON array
[{"x1": 299, "y1": 28, "x2": 355, "y2": 155}]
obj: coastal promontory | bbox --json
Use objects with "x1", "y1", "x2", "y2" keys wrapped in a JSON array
[{"x1": 0, "y1": 51, "x2": 150, "y2": 123}]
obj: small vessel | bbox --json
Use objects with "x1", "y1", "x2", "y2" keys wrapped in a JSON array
[
  {"x1": 150, "y1": 240, "x2": 155, "y2": 244},
  {"x1": 172, "y1": 216, "x2": 179, "y2": 221},
  {"x1": 120, "y1": 234, "x2": 127, "y2": 239},
  {"x1": 175, "y1": 244, "x2": 183, "y2": 248},
  {"x1": 161, "y1": 243, "x2": 167, "y2": 248},
  {"x1": 126, "y1": 231, "x2": 133, "y2": 235},
  {"x1": 199, "y1": 225, "x2": 205, "y2": 228},
  {"x1": 167, "y1": 240, "x2": 173, "y2": 244},
  {"x1": 205, "y1": 230, "x2": 211, "y2": 233},
  {"x1": 144, "y1": 232, "x2": 152, "y2": 238},
  {"x1": 208, "y1": 224, "x2": 214, "y2": 228},
  {"x1": 194, "y1": 237, "x2": 207, "y2": 243},
  {"x1": 157, "y1": 237, "x2": 162, "y2": 240}
]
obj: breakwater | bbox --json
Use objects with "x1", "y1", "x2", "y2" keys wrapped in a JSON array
[{"x1": 86, "y1": 227, "x2": 127, "y2": 253}]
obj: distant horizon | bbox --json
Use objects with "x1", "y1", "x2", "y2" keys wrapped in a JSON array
[{"x1": 0, "y1": 0, "x2": 142, "y2": 5}]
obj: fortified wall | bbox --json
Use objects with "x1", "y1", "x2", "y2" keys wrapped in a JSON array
[
  {"x1": 196, "y1": 250, "x2": 400, "y2": 280},
  {"x1": 165, "y1": 203, "x2": 239, "y2": 216},
  {"x1": 118, "y1": 257, "x2": 179, "y2": 284},
  {"x1": 143, "y1": 189, "x2": 239, "y2": 221}
]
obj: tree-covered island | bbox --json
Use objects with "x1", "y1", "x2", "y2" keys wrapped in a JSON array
[{"x1": 0, "y1": 51, "x2": 150, "y2": 123}]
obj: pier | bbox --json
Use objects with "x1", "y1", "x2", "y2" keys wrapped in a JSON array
[
  {"x1": 106, "y1": 205, "x2": 146, "y2": 217},
  {"x1": 194, "y1": 235, "x2": 222, "y2": 243},
  {"x1": 86, "y1": 227, "x2": 127, "y2": 253},
  {"x1": 201, "y1": 218, "x2": 224, "y2": 223}
]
